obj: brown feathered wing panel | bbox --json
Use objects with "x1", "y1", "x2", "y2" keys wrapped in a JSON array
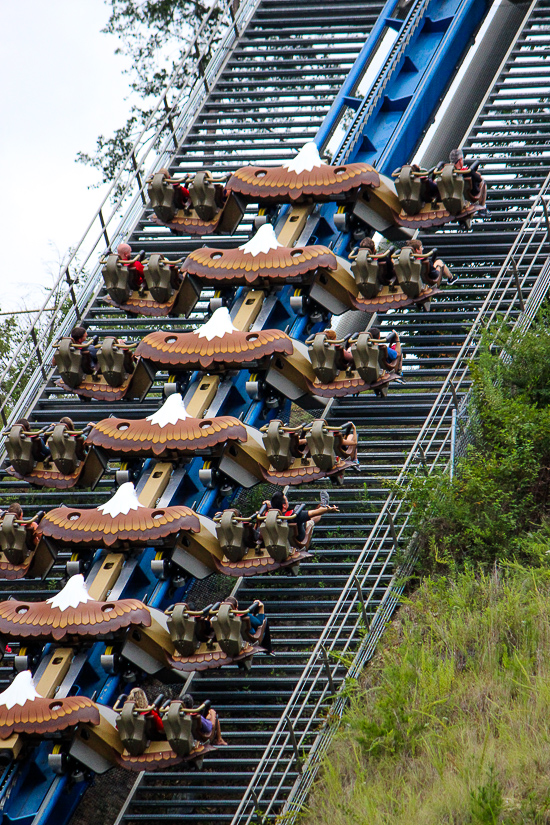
[
  {"x1": 40, "y1": 505, "x2": 200, "y2": 548},
  {"x1": 0, "y1": 598, "x2": 151, "y2": 641},
  {"x1": 135, "y1": 329, "x2": 293, "y2": 370},
  {"x1": 87, "y1": 415, "x2": 247, "y2": 457},
  {"x1": 227, "y1": 162, "x2": 379, "y2": 203},
  {"x1": 181, "y1": 244, "x2": 337, "y2": 285},
  {"x1": 0, "y1": 696, "x2": 99, "y2": 739}
]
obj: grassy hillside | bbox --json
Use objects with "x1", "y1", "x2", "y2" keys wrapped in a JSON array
[{"x1": 304, "y1": 568, "x2": 550, "y2": 824}]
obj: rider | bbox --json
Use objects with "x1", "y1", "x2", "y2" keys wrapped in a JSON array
[
  {"x1": 182, "y1": 694, "x2": 227, "y2": 745},
  {"x1": 369, "y1": 326, "x2": 402, "y2": 373},
  {"x1": 411, "y1": 163, "x2": 440, "y2": 205},
  {"x1": 159, "y1": 167, "x2": 190, "y2": 211},
  {"x1": 127, "y1": 687, "x2": 164, "y2": 737},
  {"x1": 449, "y1": 148, "x2": 488, "y2": 214},
  {"x1": 402, "y1": 239, "x2": 457, "y2": 285},
  {"x1": 2, "y1": 503, "x2": 40, "y2": 550},
  {"x1": 357, "y1": 236, "x2": 396, "y2": 285},
  {"x1": 266, "y1": 490, "x2": 339, "y2": 543},
  {"x1": 117, "y1": 243, "x2": 145, "y2": 293},
  {"x1": 12, "y1": 418, "x2": 51, "y2": 463},
  {"x1": 223, "y1": 596, "x2": 273, "y2": 655},
  {"x1": 71, "y1": 326, "x2": 99, "y2": 374}
]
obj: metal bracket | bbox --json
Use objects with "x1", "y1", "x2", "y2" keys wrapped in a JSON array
[
  {"x1": 417, "y1": 445, "x2": 428, "y2": 476},
  {"x1": 284, "y1": 716, "x2": 303, "y2": 773},
  {"x1": 319, "y1": 644, "x2": 336, "y2": 696},
  {"x1": 386, "y1": 511, "x2": 399, "y2": 552},
  {"x1": 353, "y1": 575, "x2": 369, "y2": 628},
  {"x1": 511, "y1": 258, "x2": 525, "y2": 311}
]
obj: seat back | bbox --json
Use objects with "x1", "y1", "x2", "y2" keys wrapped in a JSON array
[
  {"x1": 436, "y1": 163, "x2": 466, "y2": 215},
  {"x1": 217, "y1": 510, "x2": 247, "y2": 562},
  {"x1": 144, "y1": 254, "x2": 175, "y2": 304},
  {"x1": 97, "y1": 338, "x2": 130, "y2": 387},
  {"x1": 351, "y1": 249, "x2": 381, "y2": 298},
  {"x1": 309, "y1": 333, "x2": 340, "y2": 384},
  {"x1": 102, "y1": 254, "x2": 132, "y2": 305},
  {"x1": 305, "y1": 420, "x2": 336, "y2": 472},
  {"x1": 117, "y1": 703, "x2": 149, "y2": 756},
  {"x1": 7, "y1": 425, "x2": 35, "y2": 476},
  {"x1": 55, "y1": 339, "x2": 84, "y2": 388},
  {"x1": 147, "y1": 172, "x2": 177, "y2": 222},
  {"x1": 394, "y1": 165, "x2": 423, "y2": 215},
  {"x1": 163, "y1": 702, "x2": 194, "y2": 757},
  {"x1": 393, "y1": 247, "x2": 423, "y2": 298},
  {"x1": 211, "y1": 603, "x2": 243, "y2": 658},
  {"x1": 0, "y1": 514, "x2": 30, "y2": 565},
  {"x1": 264, "y1": 420, "x2": 293, "y2": 471},
  {"x1": 49, "y1": 424, "x2": 79, "y2": 475},
  {"x1": 351, "y1": 333, "x2": 381, "y2": 384},
  {"x1": 188, "y1": 172, "x2": 219, "y2": 221},
  {"x1": 259, "y1": 510, "x2": 292, "y2": 563},
  {"x1": 167, "y1": 605, "x2": 198, "y2": 657}
]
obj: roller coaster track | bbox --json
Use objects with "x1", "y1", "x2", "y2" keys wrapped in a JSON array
[{"x1": 1, "y1": 1, "x2": 549, "y2": 824}]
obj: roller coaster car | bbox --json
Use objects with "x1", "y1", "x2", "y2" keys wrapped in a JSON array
[
  {"x1": 0, "y1": 510, "x2": 46, "y2": 580},
  {"x1": 348, "y1": 246, "x2": 442, "y2": 313},
  {"x1": 391, "y1": 163, "x2": 483, "y2": 229},
  {"x1": 134, "y1": 307, "x2": 293, "y2": 379},
  {"x1": 0, "y1": 671, "x2": 100, "y2": 762},
  {"x1": 39, "y1": 482, "x2": 201, "y2": 556},
  {"x1": 226, "y1": 141, "x2": 379, "y2": 206},
  {"x1": 265, "y1": 330, "x2": 400, "y2": 402},
  {"x1": 53, "y1": 337, "x2": 153, "y2": 402},
  {"x1": 5, "y1": 421, "x2": 107, "y2": 489},
  {"x1": 211, "y1": 507, "x2": 312, "y2": 577},
  {"x1": 180, "y1": 223, "x2": 345, "y2": 293},
  {"x1": 166, "y1": 602, "x2": 266, "y2": 672},
  {"x1": 259, "y1": 419, "x2": 357, "y2": 484},
  {"x1": 0, "y1": 575, "x2": 150, "y2": 648},
  {"x1": 106, "y1": 695, "x2": 217, "y2": 771},
  {"x1": 102, "y1": 252, "x2": 201, "y2": 318},
  {"x1": 86, "y1": 393, "x2": 248, "y2": 461},
  {"x1": 148, "y1": 169, "x2": 245, "y2": 236}
]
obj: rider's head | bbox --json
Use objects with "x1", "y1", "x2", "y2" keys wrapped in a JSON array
[
  {"x1": 71, "y1": 326, "x2": 87, "y2": 344},
  {"x1": 270, "y1": 490, "x2": 287, "y2": 511},
  {"x1": 117, "y1": 243, "x2": 132, "y2": 259},
  {"x1": 404, "y1": 239, "x2": 422, "y2": 253},
  {"x1": 359, "y1": 236, "x2": 376, "y2": 252},
  {"x1": 449, "y1": 148, "x2": 463, "y2": 167}
]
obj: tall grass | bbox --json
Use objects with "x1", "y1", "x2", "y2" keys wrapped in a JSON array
[{"x1": 303, "y1": 567, "x2": 550, "y2": 824}]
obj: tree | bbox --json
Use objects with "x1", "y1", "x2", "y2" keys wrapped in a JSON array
[{"x1": 76, "y1": 0, "x2": 230, "y2": 190}]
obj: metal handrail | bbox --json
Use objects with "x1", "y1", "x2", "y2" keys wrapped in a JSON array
[
  {"x1": 231, "y1": 175, "x2": 550, "y2": 825},
  {"x1": 0, "y1": 0, "x2": 261, "y2": 431}
]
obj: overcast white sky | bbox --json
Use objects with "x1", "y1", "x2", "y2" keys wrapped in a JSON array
[{"x1": 0, "y1": 1, "x2": 133, "y2": 312}]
